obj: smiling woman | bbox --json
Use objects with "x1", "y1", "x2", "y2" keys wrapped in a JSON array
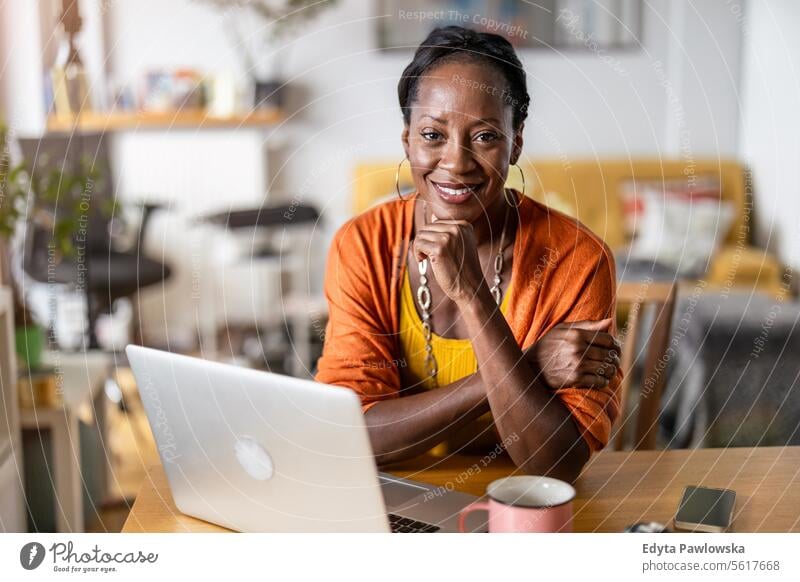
[{"x1": 315, "y1": 26, "x2": 622, "y2": 483}]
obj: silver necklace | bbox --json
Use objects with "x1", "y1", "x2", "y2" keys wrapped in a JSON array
[{"x1": 415, "y1": 198, "x2": 511, "y2": 387}]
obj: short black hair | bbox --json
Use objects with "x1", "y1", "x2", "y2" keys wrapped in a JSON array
[{"x1": 398, "y1": 26, "x2": 530, "y2": 130}]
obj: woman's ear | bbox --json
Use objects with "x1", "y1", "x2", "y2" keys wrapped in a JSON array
[
  {"x1": 510, "y1": 123, "x2": 524, "y2": 165},
  {"x1": 401, "y1": 125, "x2": 410, "y2": 158}
]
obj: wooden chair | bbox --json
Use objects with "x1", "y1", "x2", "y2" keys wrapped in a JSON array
[{"x1": 611, "y1": 280, "x2": 678, "y2": 451}]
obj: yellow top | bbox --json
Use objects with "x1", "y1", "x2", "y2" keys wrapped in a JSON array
[
  {"x1": 317, "y1": 192, "x2": 622, "y2": 453},
  {"x1": 398, "y1": 268, "x2": 511, "y2": 454},
  {"x1": 399, "y1": 269, "x2": 511, "y2": 390}
]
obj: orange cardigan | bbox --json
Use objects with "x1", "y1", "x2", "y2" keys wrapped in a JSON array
[{"x1": 315, "y1": 192, "x2": 621, "y2": 452}]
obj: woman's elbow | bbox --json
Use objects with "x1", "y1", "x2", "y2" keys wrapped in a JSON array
[{"x1": 510, "y1": 436, "x2": 591, "y2": 484}]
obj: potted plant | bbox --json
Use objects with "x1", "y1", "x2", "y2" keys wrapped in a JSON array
[
  {"x1": 0, "y1": 121, "x2": 30, "y2": 303},
  {"x1": 193, "y1": 0, "x2": 339, "y2": 109},
  {"x1": 0, "y1": 122, "x2": 38, "y2": 368},
  {"x1": 1, "y1": 122, "x2": 104, "y2": 367}
]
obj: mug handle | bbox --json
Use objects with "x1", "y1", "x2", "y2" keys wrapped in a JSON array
[{"x1": 458, "y1": 501, "x2": 490, "y2": 533}]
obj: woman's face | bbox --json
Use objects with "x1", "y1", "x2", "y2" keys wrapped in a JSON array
[{"x1": 402, "y1": 59, "x2": 524, "y2": 222}]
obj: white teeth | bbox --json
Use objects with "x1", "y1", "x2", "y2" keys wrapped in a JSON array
[{"x1": 438, "y1": 185, "x2": 476, "y2": 196}]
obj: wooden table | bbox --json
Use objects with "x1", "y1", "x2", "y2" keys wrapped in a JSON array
[{"x1": 122, "y1": 446, "x2": 800, "y2": 533}]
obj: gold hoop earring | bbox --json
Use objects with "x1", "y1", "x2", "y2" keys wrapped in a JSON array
[
  {"x1": 513, "y1": 163, "x2": 526, "y2": 197},
  {"x1": 504, "y1": 188, "x2": 522, "y2": 208},
  {"x1": 504, "y1": 163, "x2": 525, "y2": 208},
  {"x1": 395, "y1": 157, "x2": 410, "y2": 201}
]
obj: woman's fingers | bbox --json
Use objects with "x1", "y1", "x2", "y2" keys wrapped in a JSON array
[
  {"x1": 579, "y1": 359, "x2": 618, "y2": 378},
  {"x1": 582, "y1": 345, "x2": 620, "y2": 365},
  {"x1": 413, "y1": 229, "x2": 473, "y2": 265},
  {"x1": 574, "y1": 373, "x2": 610, "y2": 388},
  {"x1": 572, "y1": 329, "x2": 619, "y2": 350},
  {"x1": 531, "y1": 320, "x2": 623, "y2": 390},
  {"x1": 412, "y1": 232, "x2": 453, "y2": 262},
  {"x1": 551, "y1": 360, "x2": 619, "y2": 389},
  {"x1": 412, "y1": 235, "x2": 439, "y2": 263},
  {"x1": 419, "y1": 219, "x2": 473, "y2": 230},
  {"x1": 568, "y1": 318, "x2": 612, "y2": 331},
  {"x1": 565, "y1": 319, "x2": 620, "y2": 350}
]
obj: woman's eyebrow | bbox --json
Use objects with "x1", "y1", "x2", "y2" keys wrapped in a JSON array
[
  {"x1": 419, "y1": 114, "x2": 447, "y2": 123},
  {"x1": 418, "y1": 114, "x2": 502, "y2": 126}
]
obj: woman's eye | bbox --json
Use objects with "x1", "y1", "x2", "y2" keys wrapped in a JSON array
[
  {"x1": 421, "y1": 130, "x2": 442, "y2": 141},
  {"x1": 475, "y1": 132, "x2": 498, "y2": 143}
]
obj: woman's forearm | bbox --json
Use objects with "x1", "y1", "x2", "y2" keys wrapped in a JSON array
[
  {"x1": 363, "y1": 289, "x2": 590, "y2": 478},
  {"x1": 364, "y1": 373, "x2": 489, "y2": 466},
  {"x1": 458, "y1": 285, "x2": 589, "y2": 482}
]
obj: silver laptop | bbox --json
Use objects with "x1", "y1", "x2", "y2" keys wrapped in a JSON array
[{"x1": 126, "y1": 345, "x2": 484, "y2": 533}]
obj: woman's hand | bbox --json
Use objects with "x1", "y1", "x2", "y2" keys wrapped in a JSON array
[
  {"x1": 524, "y1": 319, "x2": 621, "y2": 389},
  {"x1": 412, "y1": 211, "x2": 486, "y2": 305}
]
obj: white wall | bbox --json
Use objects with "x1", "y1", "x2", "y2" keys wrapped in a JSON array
[
  {"x1": 106, "y1": 0, "x2": 746, "y2": 227},
  {"x1": 0, "y1": 0, "x2": 46, "y2": 135},
  {"x1": 1, "y1": 0, "x2": 752, "y2": 346},
  {"x1": 739, "y1": 0, "x2": 800, "y2": 272},
  {"x1": 0, "y1": 0, "x2": 752, "y2": 216},
  {"x1": 0, "y1": 0, "x2": 748, "y2": 225},
  {"x1": 103, "y1": 0, "x2": 750, "y2": 346}
]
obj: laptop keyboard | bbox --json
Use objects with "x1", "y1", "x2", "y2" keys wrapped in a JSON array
[{"x1": 388, "y1": 513, "x2": 440, "y2": 533}]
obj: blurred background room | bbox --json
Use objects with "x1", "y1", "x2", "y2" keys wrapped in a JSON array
[{"x1": 0, "y1": 0, "x2": 798, "y2": 532}]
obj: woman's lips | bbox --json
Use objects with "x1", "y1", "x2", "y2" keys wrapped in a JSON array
[{"x1": 431, "y1": 181, "x2": 483, "y2": 204}]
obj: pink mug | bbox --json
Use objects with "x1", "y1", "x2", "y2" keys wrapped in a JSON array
[{"x1": 459, "y1": 476, "x2": 575, "y2": 533}]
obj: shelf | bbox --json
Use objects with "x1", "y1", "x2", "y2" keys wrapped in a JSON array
[{"x1": 46, "y1": 108, "x2": 285, "y2": 133}]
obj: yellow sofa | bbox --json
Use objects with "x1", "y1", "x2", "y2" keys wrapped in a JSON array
[{"x1": 352, "y1": 158, "x2": 783, "y2": 295}]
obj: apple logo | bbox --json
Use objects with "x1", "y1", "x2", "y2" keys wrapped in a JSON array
[{"x1": 234, "y1": 436, "x2": 275, "y2": 481}]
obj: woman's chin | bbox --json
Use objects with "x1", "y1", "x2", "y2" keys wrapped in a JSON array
[
  {"x1": 427, "y1": 201, "x2": 476, "y2": 222},
  {"x1": 424, "y1": 194, "x2": 492, "y2": 222}
]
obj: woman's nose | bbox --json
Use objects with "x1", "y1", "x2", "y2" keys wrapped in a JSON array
[{"x1": 439, "y1": 138, "x2": 477, "y2": 175}]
